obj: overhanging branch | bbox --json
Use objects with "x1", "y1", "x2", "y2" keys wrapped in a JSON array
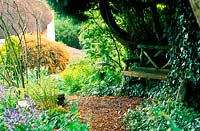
[{"x1": 98, "y1": 0, "x2": 137, "y2": 49}]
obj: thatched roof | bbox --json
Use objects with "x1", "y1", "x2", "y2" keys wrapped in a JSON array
[{"x1": 0, "y1": 0, "x2": 53, "y2": 39}]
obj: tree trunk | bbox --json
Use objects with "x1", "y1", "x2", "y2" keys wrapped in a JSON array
[{"x1": 98, "y1": 0, "x2": 137, "y2": 49}]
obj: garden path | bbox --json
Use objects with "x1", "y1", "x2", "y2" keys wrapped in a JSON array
[
  {"x1": 66, "y1": 46, "x2": 85, "y2": 59},
  {"x1": 66, "y1": 95, "x2": 142, "y2": 131}
]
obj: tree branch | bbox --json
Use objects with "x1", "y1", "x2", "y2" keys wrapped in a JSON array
[{"x1": 98, "y1": 0, "x2": 137, "y2": 49}]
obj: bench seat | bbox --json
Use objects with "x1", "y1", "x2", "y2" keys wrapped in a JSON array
[{"x1": 122, "y1": 67, "x2": 170, "y2": 80}]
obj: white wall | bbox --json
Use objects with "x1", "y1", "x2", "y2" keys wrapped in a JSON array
[
  {"x1": 0, "y1": 39, "x2": 5, "y2": 48},
  {"x1": 47, "y1": 20, "x2": 55, "y2": 41}
]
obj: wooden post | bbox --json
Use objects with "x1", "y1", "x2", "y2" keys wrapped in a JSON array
[{"x1": 176, "y1": 80, "x2": 188, "y2": 102}]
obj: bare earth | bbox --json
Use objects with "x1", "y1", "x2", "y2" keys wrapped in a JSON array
[{"x1": 66, "y1": 95, "x2": 142, "y2": 131}]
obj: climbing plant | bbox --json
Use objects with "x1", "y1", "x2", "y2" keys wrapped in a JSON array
[{"x1": 165, "y1": 0, "x2": 200, "y2": 106}]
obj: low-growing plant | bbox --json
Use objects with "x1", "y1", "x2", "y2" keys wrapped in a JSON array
[
  {"x1": 24, "y1": 76, "x2": 60, "y2": 110},
  {"x1": 61, "y1": 60, "x2": 96, "y2": 94},
  {"x1": 121, "y1": 83, "x2": 145, "y2": 97},
  {"x1": 47, "y1": 101, "x2": 89, "y2": 131},
  {"x1": 0, "y1": 82, "x2": 89, "y2": 131},
  {"x1": 124, "y1": 99, "x2": 200, "y2": 131},
  {"x1": 81, "y1": 65, "x2": 122, "y2": 96},
  {"x1": 61, "y1": 59, "x2": 123, "y2": 96}
]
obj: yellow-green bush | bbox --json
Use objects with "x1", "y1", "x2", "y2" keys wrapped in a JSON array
[
  {"x1": 60, "y1": 60, "x2": 96, "y2": 94},
  {"x1": 1, "y1": 34, "x2": 70, "y2": 74},
  {"x1": 0, "y1": 36, "x2": 19, "y2": 64}
]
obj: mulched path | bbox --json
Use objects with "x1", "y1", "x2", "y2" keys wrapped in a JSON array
[{"x1": 66, "y1": 95, "x2": 142, "y2": 131}]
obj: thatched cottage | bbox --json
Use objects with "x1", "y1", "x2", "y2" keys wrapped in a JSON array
[{"x1": 0, "y1": 0, "x2": 55, "y2": 41}]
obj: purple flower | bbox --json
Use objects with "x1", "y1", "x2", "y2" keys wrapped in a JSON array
[
  {"x1": 24, "y1": 94, "x2": 31, "y2": 105},
  {"x1": 3, "y1": 107, "x2": 19, "y2": 131},
  {"x1": 24, "y1": 94, "x2": 39, "y2": 118},
  {"x1": 3, "y1": 94, "x2": 41, "y2": 130},
  {"x1": 17, "y1": 105, "x2": 28, "y2": 124},
  {"x1": 0, "y1": 82, "x2": 6, "y2": 100}
]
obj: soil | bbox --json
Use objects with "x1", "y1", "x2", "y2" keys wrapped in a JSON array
[{"x1": 66, "y1": 95, "x2": 142, "y2": 131}]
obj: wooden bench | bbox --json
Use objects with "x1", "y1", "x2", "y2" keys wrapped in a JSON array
[
  {"x1": 121, "y1": 44, "x2": 170, "y2": 87},
  {"x1": 123, "y1": 67, "x2": 170, "y2": 80}
]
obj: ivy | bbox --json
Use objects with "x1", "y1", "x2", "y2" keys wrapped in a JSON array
[{"x1": 163, "y1": 0, "x2": 200, "y2": 107}]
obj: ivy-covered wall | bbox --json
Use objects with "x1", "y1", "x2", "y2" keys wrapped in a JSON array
[{"x1": 166, "y1": 0, "x2": 200, "y2": 107}]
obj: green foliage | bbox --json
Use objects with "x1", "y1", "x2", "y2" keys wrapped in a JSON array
[
  {"x1": 42, "y1": 107, "x2": 89, "y2": 131},
  {"x1": 61, "y1": 60, "x2": 96, "y2": 94},
  {"x1": 79, "y1": 9, "x2": 128, "y2": 66},
  {"x1": 0, "y1": 36, "x2": 20, "y2": 62},
  {"x1": 167, "y1": 1, "x2": 199, "y2": 84},
  {"x1": 163, "y1": 0, "x2": 200, "y2": 107},
  {"x1": 77, "y1": 9, "x2": 128, "y2": 96},
  {"x1": 82, "y1": 64, "x2": 122, "y2": 96},
  {"x1": 24, "y1": 76, "x2": 60, "y2": 110},
  {"x1": 0, "y1": 83, "x2": 88, "y2": 131},
  {"x1": 60, "y1": 59, "x2": 122, "y2": 96},
  {"x1": 124, "y1": 99, "x2": 200, "y2": 131},
  {"x1": 0, "y1": 35, "x2": 26, "y2": 88},
  {"x1": 121, "y1": 83, "x2": 145, "y2": 97},
  {"x1": 55, "y1": 14, "x2": 82, "y2": 49}
]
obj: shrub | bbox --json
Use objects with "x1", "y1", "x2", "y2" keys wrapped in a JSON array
[
  {"x1": 0, "y1": 35, "x2": 26, "y2": 88},
  {"x1": 24, "y1": 34, "x2": 71, "y2": 74},
  {"x1": 60, "y1": 59, "x2": 123, "y2": 96},
  {"x1": 77, "y1": 9, "x2": 127, "y2": 96},
  {"x1": 124, "y1": 99, "x2": 200, "y2": 131},
  {"x1": 55, "y1": 15, "x2": 82, "y2": 49},
  {"x1": 1, "y1": 34, "x2": 71, "y2": 74},
  {"x1": 82, "y1": 65, "x2": 122, "y2": 96},
  {"x1": 60, "y1": 60, "x2": 96, "y2": 94}
]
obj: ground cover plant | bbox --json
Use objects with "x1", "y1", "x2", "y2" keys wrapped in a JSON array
[
  {"x1": 0, "y1": 4, "x2": 89, "y2": 130},
  {"x1": 124, "y1": 99, "x2": 200, "y2": 131},
  {"x1": 48, "y1": 0, "x2": 200, "y2": 130},
  {"x1": 60, "y1": 59, "x2": 122, "y2": 96},
  {"x1": 0, "y1": 82, "x2": 89, "y2": 131},
  {"x1": 1, "y1": 0, "x2": 200, "y2": 130}
]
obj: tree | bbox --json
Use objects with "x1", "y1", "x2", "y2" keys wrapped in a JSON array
[
  {"x1": 47, "y1": 0, "x2": 168, "y2": 49},
  {"x1": 48, "y1": 0, "x2": 200, "y2": 106},
  {"x1": 47, "y1": 0, "x2": 199, "y2": 49}
]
